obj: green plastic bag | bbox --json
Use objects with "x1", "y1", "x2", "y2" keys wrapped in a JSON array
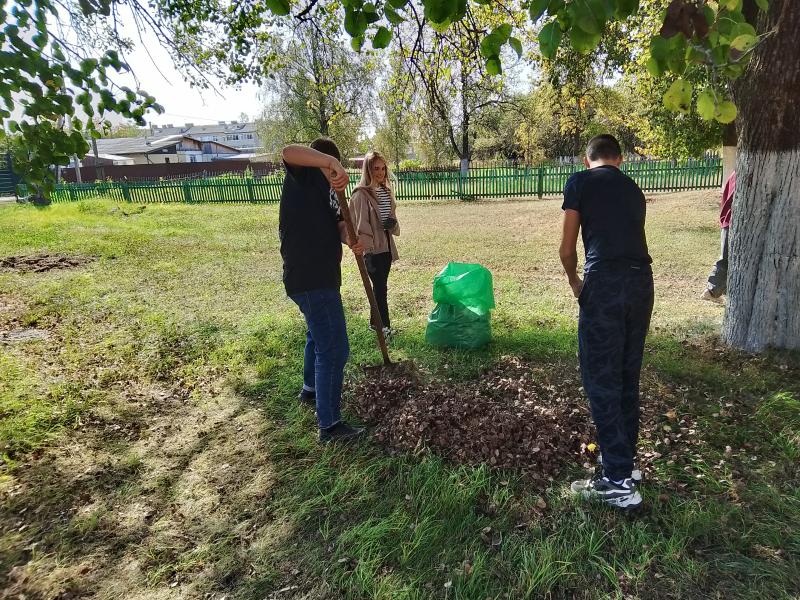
[
  {"x1": 425, "y1": 303, "x2": 492, "y2": 349},
  {"x1": 432, "y1": 262, "x2": 495, "y2": 316},
  {"x1": 426, "y1": 262, "x2": 495, "y2": 349}
]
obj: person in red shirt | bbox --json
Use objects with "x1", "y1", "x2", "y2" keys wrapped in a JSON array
[{"x1": 702, "y1": 170, "x2": 735, "y2": 304}]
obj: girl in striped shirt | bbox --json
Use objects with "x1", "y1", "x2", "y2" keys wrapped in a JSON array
[{"x1": 350, "y1": 151, "x2": 401, "y2": 338}]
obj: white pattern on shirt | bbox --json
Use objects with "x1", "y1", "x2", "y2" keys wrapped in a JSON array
[{"x1": 375, "y1": 186, "x2": 392, "y2": 223}]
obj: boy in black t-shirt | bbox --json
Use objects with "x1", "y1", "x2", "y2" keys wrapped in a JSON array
[
  {"x1": 559, "y1": 135, "x2": 654, "y2": 510},
  {"x1": 279, "y1": 138, "x2": 365, "y2": 444}
]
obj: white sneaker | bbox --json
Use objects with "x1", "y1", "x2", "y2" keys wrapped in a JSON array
[{"x1": 571, "y1": 475, "x2": 642, "y2": 510}]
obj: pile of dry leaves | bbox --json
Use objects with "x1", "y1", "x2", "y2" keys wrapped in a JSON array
[{"x1": 350, "y1": 356, "x2": 710, "y2": 484}]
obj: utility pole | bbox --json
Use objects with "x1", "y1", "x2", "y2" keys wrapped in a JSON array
[
  {"x1": 92, "y1": 137, "x2": 104, "y2": 181},
  {"x1": 72, "y1": 154, "x2": 82, "y2": 183}
]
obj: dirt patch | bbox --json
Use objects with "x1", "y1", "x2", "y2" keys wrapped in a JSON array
[
  {"x1": 350, "y1": 356, "x2": 708, "y2": 485},
  {"x1": 0, "y1": 327, "x2": 51, "y2": 344},
  {"x1": 0, "y1": 253, "x2": 96, "y2": 274}
]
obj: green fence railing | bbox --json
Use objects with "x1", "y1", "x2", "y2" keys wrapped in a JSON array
[{"x1": 19, "y1": 159, "x2": 722, "y2": 204}]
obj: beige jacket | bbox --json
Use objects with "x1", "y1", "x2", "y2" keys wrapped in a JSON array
[{"x1": 351, "y1": 185, "x2": 400, "y2": 261}]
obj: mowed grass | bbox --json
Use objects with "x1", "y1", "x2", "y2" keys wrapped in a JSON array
[{"x1": 0, "y1": 191, "x2": 798, "y2": 599}]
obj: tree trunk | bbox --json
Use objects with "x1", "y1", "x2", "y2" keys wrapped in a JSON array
[
  {"x1": 460, "y1": 62, "x2": 470, "y2": 174},
  {"x1": 723, "y1": 0, "x2": 800, "y2": 351}
]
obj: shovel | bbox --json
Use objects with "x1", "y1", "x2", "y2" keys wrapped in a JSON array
[{"x1": 336, "y1": 189, "x2": 416, "y2": 378}]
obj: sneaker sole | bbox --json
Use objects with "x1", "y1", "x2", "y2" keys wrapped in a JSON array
[
  {"x1": 603, "y1": 491, "x2": 643, "y2": 510},
  {"x1": 578, "y1": 490, "x2": 643, "y2": 511}
]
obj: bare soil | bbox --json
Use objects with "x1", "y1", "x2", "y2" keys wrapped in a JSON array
[
  {"x1": 0, "y1": 254, "x2": 96, "y2": 274},
  {"x1": 0, "y1": 328, "x2": 51, "y2": 344}
]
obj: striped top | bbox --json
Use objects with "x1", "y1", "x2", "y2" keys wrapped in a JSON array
[{"x1": 375, "y1": 186, "x2": 392, "y2": 222}]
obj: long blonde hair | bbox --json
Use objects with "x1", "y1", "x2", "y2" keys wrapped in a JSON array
[{"x1": 358, "y1": 150, "x2": 394, "y2": 191}]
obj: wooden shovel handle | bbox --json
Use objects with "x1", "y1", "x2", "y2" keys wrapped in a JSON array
[{"x1": 336, "y1": 189, "x2": 391, "y2": 365}]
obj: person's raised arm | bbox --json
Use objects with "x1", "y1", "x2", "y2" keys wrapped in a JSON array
[
  {"x1": 281, "y1": 145, "x2": 349, "y2": 192},
  {"x1": 560, "y1": 209, "x2": 583, "y2": 298}
]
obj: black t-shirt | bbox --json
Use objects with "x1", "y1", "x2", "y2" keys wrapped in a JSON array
[
  {"x1": 562, "y1": 165, "x2": 652, "y2": 273},
  {"x1": 279, "y1": 162, "x2": 342, "y2": 295}
]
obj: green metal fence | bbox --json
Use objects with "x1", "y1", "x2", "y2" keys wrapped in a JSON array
[
  {"x1": 19, "y1": 158, "x2": 722, "y2": 204},
  {"x1": 1, "y1": 152, "x2": 18, "y2": 196}
]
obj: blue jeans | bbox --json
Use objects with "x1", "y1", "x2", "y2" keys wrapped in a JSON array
[
  {"x1": 578, "y1": 269, "x2": 654, "y2": 481},
  {"x1": 289, "y1": 288, "x2": 350, "y2": 429}
]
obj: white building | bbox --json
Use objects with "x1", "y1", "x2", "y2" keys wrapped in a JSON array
[
  {"x1": 84, "y1": 135, "x2": 240, "y2": 165},
  {"x1": 149, "y1": 121, "x2": 263, "y2": 153}
]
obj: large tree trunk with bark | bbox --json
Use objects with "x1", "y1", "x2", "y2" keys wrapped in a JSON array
[{"x1": 723, "y1": 0, "x2": 800, "y2": 351}]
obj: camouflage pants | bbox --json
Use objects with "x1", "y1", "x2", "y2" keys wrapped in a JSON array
[{"x1": 578, "y1": 269, "x2": 654, "y2": 481}]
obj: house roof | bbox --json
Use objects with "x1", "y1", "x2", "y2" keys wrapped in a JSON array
[
  {"x1": 152, "y1": 122, "x2": 258, "y2": 136},
  {"x1": 95, "y1": 153, "x2": 134, "y2": 161},
  {"x1": 95, "y1": 135, "x2": 239, "y2": 156},
  {"x1": 218, "y1": 153, "x2": 266, "y2": 160}
]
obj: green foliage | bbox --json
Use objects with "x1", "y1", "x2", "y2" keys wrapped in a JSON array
[
  {"x1": 373, "y1": 58, "x2": 414, "y2": 169},
  {"x1": 391, "y1": 2, "x2": 528, "y2": 162},
  {"x1": 1, "y1": 0, "x2": 771, "y2": 197},
  {"x1": 372, "y1": 26, "x2": 392, "y2": 48},
  {"x1": 614, "y1": 1, "x2": 723, "y2": 158},
  {"x1": 0, "y1": 0, "x2": 162, "y2": 195},
  {"x1": 663, "y1": 78, "x2": 693, "y2": 114},
  {"x1": 539, "y1": 21, "x2": 562, "y2": 59},
  {"x1": 510, "y1": 80, "x2": 644, "y2": 162},
  {"x1": 255, "y1": 18, "x2": 376, "y2": 160},
  {"x1": 623, "y1": 73, "x2": 722, "y2": 159},
  {"x1": 329, "y1": 0, "x2": 766, "y2": 126},
  {"x1": 397, "y1": 158, "x2": 424, "y2": 169}
]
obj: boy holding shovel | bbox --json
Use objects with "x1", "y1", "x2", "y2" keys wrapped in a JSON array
[
  {"x1": 559, "y1": 134, "x2": 654, "y2": 510},
  {"x1": 279, "y1": 139, "x2": 365, "y2": 444}
]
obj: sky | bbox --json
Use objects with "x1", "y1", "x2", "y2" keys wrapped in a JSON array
[
  {"x1": 113, "y1": 14, "x2": 264, "y2": 127},
  {"x1": 7, "y1": 6, "x2": 267, "y2": 129},
  {"x1": 10, "y1": 5, "x2": 535, "y2": 131}
]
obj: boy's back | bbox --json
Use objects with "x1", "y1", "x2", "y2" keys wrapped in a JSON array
[
  {"x1": 559, "y1": 135, "x2": 654, "y2": 511},
  {"x1": 563, "y1": 165, "x2": 651, "y2": 273},
  {"x1": 279, "y1": 163, "x2": 343, "y2": 296}
]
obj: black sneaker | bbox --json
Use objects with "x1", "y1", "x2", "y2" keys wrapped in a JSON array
[
  {"x1": 319, "y1": 421, "x2": 365, "y2": 444},
  {"x1": 298, "y1": 389, "x2": 316, "y2": 407},
  {"x1": 571, "y1": 475, "x2": 642, "y2": 510},
  {"x1": 597, "y1": 453, "x2": 642, "y2": 483}
]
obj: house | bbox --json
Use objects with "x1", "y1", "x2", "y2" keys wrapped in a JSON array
[
  {"x1": 149, "y1": 121, "x2": 263, "y2": 153},
  {"x1": 80, "y1": 153, "x2": 135, "y2": 166},
  {"x1": 85, "y1": 135, "x2": 240, "y2": 165}
]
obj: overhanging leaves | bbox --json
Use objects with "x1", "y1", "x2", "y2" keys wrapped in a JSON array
[{"x1": 539, "y1": 20, "x2": 562, "y2": 59}]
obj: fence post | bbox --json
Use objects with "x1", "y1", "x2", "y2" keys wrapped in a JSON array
[
  {"x1": 537, "y1": 165, "x2": 544, "y2": 198},
  {"x1": 246, "y1": 179, "x2": 255, "y2": 202},
  {"x1": 182, "y1": 181, "x2": 192, "y2": 203}
]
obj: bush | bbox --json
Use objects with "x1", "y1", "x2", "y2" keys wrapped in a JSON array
[{"x1": 398, "y1": 159, "x2": 424, "y2": 171}]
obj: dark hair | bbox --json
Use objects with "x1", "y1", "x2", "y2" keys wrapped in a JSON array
[
  {"x1": 310, "y1": 137, "x2": 341, "y2": 162},
  {"x1": 586, "y1": 134, "x2": 622, "y2": 161}
]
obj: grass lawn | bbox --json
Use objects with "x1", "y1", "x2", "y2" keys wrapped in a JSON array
[{"x1": 0, "y1": 191, "x2": 798, "y2": 599}]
